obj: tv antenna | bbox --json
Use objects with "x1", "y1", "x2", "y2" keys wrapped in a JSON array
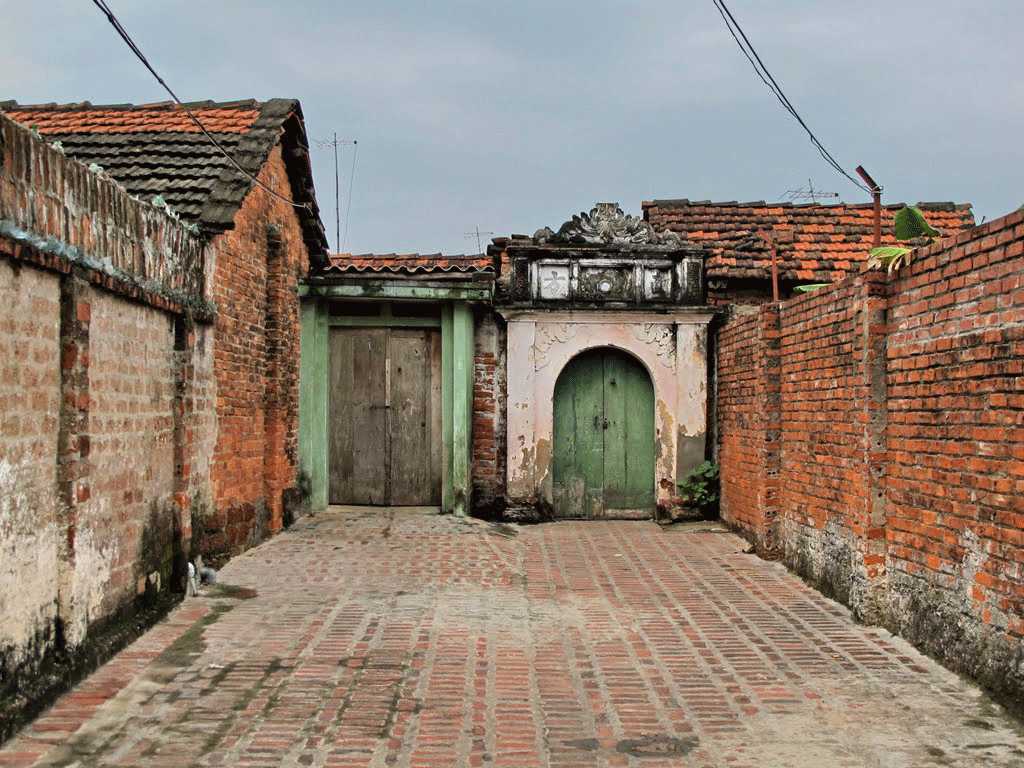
[
  {"x1": 315, "y1": 133, "x2": 357, "y2": 252},
  {"x1": 464, "y1": 226, "x2": 494, "y2": 254},
  {"x1": 782, "y1": 178, "x2": 839, "y2": 204}
]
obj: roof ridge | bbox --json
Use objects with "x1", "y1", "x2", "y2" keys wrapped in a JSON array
[
  {"x1": 0, "y1": 99, "x2": 264, "y2": 112},
  {"x1": 643, "y1": 198, "x2": 973, "y2": 211}
]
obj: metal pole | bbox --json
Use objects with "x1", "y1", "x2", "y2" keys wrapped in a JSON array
[
  {"x1": 333, "y1": 132, "x2": 341, "y2": 253},
  {"x1": 856, "y1": 166, "x2": 882, "y2": 248}
]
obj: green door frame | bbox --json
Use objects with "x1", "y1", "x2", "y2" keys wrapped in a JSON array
[{"x1": 299, "y1": 284, "x2": 481, "y2": 515}]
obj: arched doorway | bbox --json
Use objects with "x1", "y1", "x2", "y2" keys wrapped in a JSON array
[{"x1": 552, "y1": 347, "x2": 655, "y2": 518}]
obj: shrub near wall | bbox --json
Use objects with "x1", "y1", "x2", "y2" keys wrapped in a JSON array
[{"x1": 716, "y1": 209, "x2": 1024, "y2": 710}]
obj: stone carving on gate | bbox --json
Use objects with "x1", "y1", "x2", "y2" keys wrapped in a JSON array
[
  {"x1": 534, "y1": 323, "x2": 578, "y2": 371},
  {"x1": 632, "y1": 323, "x2": 675, "y2": 368},
  {"x1": 533, "y1": 202, "x2": 683, "y2": 246}
]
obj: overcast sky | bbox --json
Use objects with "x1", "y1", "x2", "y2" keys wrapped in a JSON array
[{"x1": 3, "y1": 1, "x2": 1022, "y2": 254}]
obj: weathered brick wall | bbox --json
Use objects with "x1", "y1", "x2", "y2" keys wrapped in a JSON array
[
  {"x1": 715, "y1": 306, "x2": 778, "y2": 550},
  {"x1": 776, "y1": 276, "x2": 886, "y2": 617},
  {"x1": 82, "y1": 292, "x2": 177, "y2": 626},
  {"x1": 0, "y1": 112, "x2": 212, "y2": 740},
  {"x1": 716, "y1": 209, "x2": 1024, "y2": 708},
  {"x1": 472, "y1": 311, "x2": 506, "y2": 513},
  {"x1": 0, "y1": 260, "x2": 61, "y2": 702},
  {"x1": 205, "y1": 146, "x2": 309, "y2": 554},
  {"x1": 884, "y1": 210, "x2": 1024, "y2": 703}
]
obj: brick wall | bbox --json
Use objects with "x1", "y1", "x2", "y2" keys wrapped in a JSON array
[
  {"x1": 205, "y1": 146, "x2": 309, "y2": 554},
  {"x1": 472, "y1": 311, "x2": 506, "y2": 513},
  {"x1": 83, "y1": 292, "x2": 177, "y2": 624},
  {"x1": 884, "y1": 210, "x2": 1024, "y2": 704},
  {"x1": 776, "y1": 276, "x2": 887, "y2": 617},
  {"x1": 0, "y1": 112, "x2": 214, "y2": 739},
  {"x1": 716, "y1": 209, "x2": 1024, "y2": 709},
  {"x1": 0, "y1": 260, "x2": 61, "y2": 706},
  {"x1": 715, "y1": 305, "x2": 779, "y2": 550}
]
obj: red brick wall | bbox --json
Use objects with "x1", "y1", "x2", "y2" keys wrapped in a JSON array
[
  {"x1": 884, "y1": 210, "x2": 1024, "y2": 699},
  {"x1": 715, "y1": 306, "x2": 779, "y2": 550},
  {"x1": 85, "y1": 292, "x2": 178, "y2": 619},
  {"x1": 716, "y1": 209, "x2": 1024, "y2": 706},
  {"x1": 472, "y1": 311, "x2": 506, "y2": 513},
  {"x1": 206, "y1": 146, "x2": 308, "y2": 554},
  {"x1": 775, "y1": 276, "x2": 887, "y2": 615}
]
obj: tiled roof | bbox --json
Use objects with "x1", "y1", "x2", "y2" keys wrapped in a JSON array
[
  {"x1": 324, "y1": 253, "x2": 494, "y2": 275},
  {"x1": 0, "y1": 99, "x2": 327, "y2": 259},
  {"x1": 643, "y1": 199, "x2": 975, "y2": 282}
]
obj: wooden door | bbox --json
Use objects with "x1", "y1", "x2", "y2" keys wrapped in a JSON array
[
  {"x1": 329, "y1": 327, "x2": 441, "y2": 506},
  {"x1": 552, "y1": 348, "x2": 655, "y2": 518},
  {"x1": 329, "y1": 328, "x2": 388, "y2": 504}
]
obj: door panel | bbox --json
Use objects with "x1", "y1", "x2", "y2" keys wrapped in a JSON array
[
  {"x1": 603, "y1": 352, "x2": 656, "y2": 511},
  {"x1": 553, "y1": 349, "x2": 605, "y2": 518},
  {"x1": 389, "y1": 329, "x2": 435, "y2": 505},
  {"x1": 329, "y1": 328, "x2": 388, "y2": 504},
  {"x1": 552, "y1": 348, "x2": 655, "y2": 518}
]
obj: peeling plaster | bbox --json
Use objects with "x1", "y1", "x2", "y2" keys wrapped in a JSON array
[
  {"x1": 67, "y1": 503, "x2": 119, "y2": 646},
  {"x1": 503, "y1": 311, "x2": 712, "y2": 511},
  {"x1": 0, "y1": 457, "x2": 59, "y2": 657}
]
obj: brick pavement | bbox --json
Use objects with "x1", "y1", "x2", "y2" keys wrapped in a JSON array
[{"x1": 2, "y1": 509, "x2": 1022, "y2": 767}]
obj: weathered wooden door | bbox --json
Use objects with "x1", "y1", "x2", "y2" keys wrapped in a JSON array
[
  {"x1": 552, "y1": 348, "x2": 655, "y2": 518},
  {"x1": 329, "y1": 327, "x2": 441, "y2": 505}
]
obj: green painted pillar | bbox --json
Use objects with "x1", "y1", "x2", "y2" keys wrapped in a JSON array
[
  {"x1": 451, "y1": 302, "x2": 474, "y2": 516},
  {"x1": 441, "y1": 305, "x2": 454, "y2": 513},
  {"x1": 299, "y1": 297, "x2": 329, "y2": 511}
]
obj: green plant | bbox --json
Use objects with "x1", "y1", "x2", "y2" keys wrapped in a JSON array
[
  {"x1": 866, "y1": 206, "x2": 941, "y2": 273},
  {"x1": 678, "y1": 461, "x2": 719, "y2": 516}
]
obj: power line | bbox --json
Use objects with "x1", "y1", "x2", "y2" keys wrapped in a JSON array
[
  {"x1": 89, "y1": 0, "x2": 311, "y2": 212},
  {"x1": 711, "y1": 0, "x2": 872, "y2": 195}
]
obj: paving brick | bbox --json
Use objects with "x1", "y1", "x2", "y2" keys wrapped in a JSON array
[{"x1": 3, "y1": 510, "x2": 1022, "y2": 767}]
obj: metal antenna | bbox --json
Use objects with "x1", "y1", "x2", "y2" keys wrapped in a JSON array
[
  {"x1": 464, "y1": 226, "x2": 495, "y2": 254},
  {"x1": 782, "y1": 178, "x2": 840, "y2": 204},
  {"x1": 315, "y1": 134, "x2": 357, "y2": 252}
]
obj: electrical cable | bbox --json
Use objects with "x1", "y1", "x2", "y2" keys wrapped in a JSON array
[
  {"x1": 89, "y1": 0, "x2": 312, "y2": 212},
  {"x1": 711, "y1": 0, "x2": 872, "y2": 194}
]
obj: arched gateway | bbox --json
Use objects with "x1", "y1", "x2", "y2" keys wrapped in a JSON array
[
  {"x1": 552, "y1": 348, "x2": 655, "y2": 518},
  {"x1": 500, "y1": 203, "x2": 714, "y2": 519}
]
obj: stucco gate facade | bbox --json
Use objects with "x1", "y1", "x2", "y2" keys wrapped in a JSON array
[{"x1": 496, "y1": 204, "x2": 714, "y2": 518}]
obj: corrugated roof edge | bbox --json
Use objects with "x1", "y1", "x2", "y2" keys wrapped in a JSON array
[{"x1": 324, "y1": 253, "x2": 494, "y2": 275}]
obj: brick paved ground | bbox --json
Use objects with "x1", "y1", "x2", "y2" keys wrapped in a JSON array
[{"x1": 2, "y1": 509, "x2": 1023, "y2": 768}]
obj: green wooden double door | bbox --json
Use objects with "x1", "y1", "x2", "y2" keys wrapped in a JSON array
[{"x1": 552, "y1": 348, "x2": 656, "y2": 518}]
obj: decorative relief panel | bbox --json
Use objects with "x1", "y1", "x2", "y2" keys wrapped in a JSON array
[
  {"x1": 577, "y1": 265, "x2": 634, "y2": 302},
  {"x1": 534, "y1": 323, "x2": 578, "y2": 370},
  {"x1": 533, "y1": 202, "x2": 682, "y2": 246},
  {"x1": 644, "y1": 266, "x2": 675, "y2": 301},
  {"x1": 632, "y1": 323, "x2": 676, "y2": 368},
  {"x1": 537, "y1": 264, "x2": 571, "y2": 300},
  {"x1": 509, "y1": 202, "x2": 705, "y2": 307}
]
